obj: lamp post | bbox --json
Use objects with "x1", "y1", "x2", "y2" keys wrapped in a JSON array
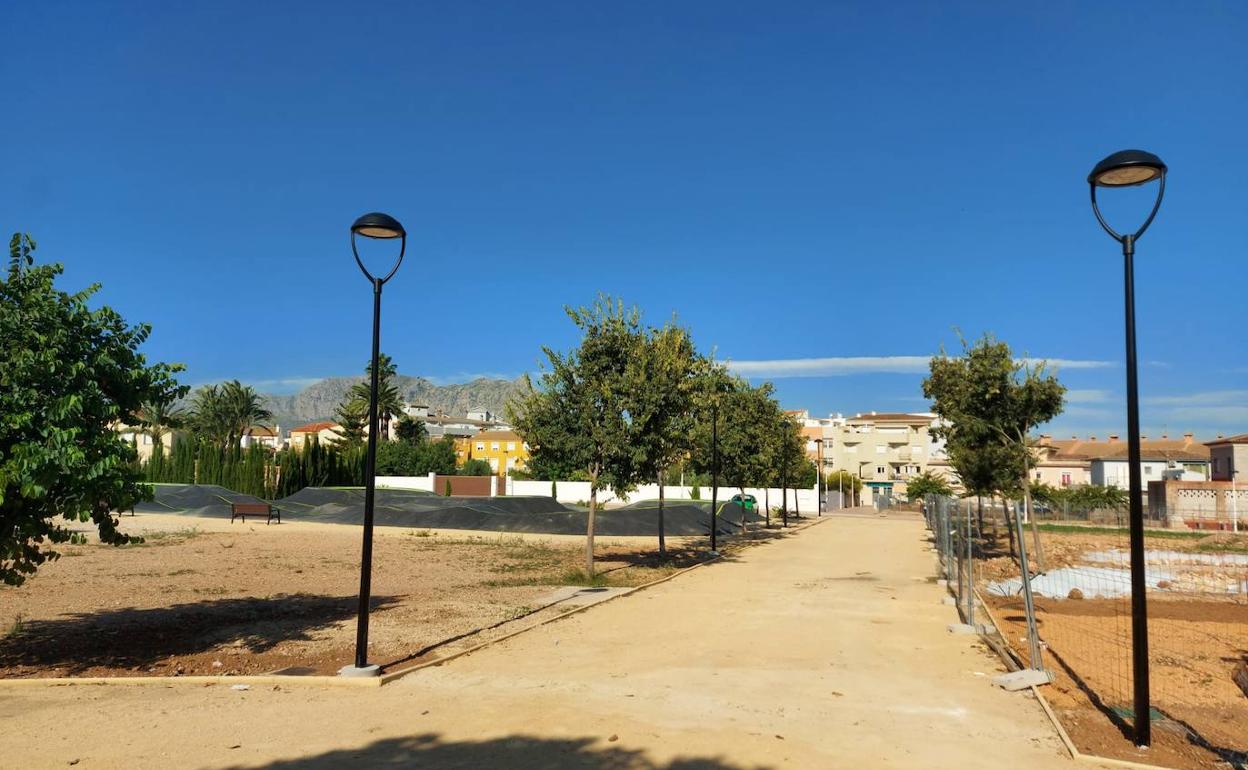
[
  {"x1": 707, "y1": 401, "x2": 720, "y2": 556},
  {"x1": 1088, "y1": 149, "x2": 1166, "y2": 747},
  {"x1": 814, "y1": 438, "x2": 824, "y2": 516},
  {"x1": 340, "y1": 212, "x2": 406, "y2": 678}
]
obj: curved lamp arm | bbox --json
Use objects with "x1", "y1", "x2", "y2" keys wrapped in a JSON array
[
  {"x1": 1089, "y1": 173, "x2": 1167, "y2": 244},
  {"x1": 351, "y1": 231, "x2": 406, "y2": 285}
]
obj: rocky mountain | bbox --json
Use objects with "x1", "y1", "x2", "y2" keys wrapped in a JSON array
[{"x1": 255, "y1": 375, "x2": 527, "y2": 433}]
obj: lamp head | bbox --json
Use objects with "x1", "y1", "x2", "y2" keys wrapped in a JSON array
[
  {"x1": 1088, "y1": 149, "x2": 1166, "y2": 187},
  {"x1": 351, "y1": 212, "x2": 406, "y2": 239}
]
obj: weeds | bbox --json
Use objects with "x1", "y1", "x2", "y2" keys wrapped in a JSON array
[{"x1": 6, "y1": 614, "x2": 25, "y2": 638}]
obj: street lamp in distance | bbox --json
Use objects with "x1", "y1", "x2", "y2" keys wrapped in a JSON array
[
  {"x1": 1087, "y1": 149, "x2": 1166, "y2": 747},
  {"x1": 340, "y1": 212, "x2": 406, "y2": 678}
]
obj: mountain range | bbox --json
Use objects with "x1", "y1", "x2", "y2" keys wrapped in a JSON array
[{"x1": 250, "y1": 375, "x2": 527, "y2": 433}]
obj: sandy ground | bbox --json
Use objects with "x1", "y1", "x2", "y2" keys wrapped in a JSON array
[
  {"x1": 0, "y1": 513, "x2": 709, "y2": 678},
  {"x1": 0, "y1": 513, "x2": 1083, "y2": 770}
]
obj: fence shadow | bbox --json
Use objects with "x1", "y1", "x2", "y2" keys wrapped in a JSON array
[
  {"x1": 216, "y1": 733, "x2": 773, "y2": 770},
  {"x1": 0, "y1": 593, "x2": 397, "y2": 674}
]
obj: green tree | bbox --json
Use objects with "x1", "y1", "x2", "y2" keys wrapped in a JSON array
[
  {"x1": 415, "y1": 438, "x2": 458, "y2": 476},
  {"x1": 187, "y1": 380, "x2": 272, "y2": 449},
  {"x1": 627, "y1": 320, "x2": 700, "y2": 555},
  {"x1": 904, "y1": 470, "x2": 953, "y2": 502},
  {"x1": 137, "y1": 395, "x2": 185, "y2": 450},
  {"x1": 346, "y1": 354, "x2": 404, "y2": 439},
  {"x1": 924, "y1": 334, "x2": 1065, "y2": 563},
  {"x1": 459, "y1": 458, "x2": 493, "y2": 476},
  {"x1": 509, "y1": 296, "x2": 646, "y2": 577},
  {"x1": 1, "y1": 233, "x2": 186, "y2": 585},
  {"x1": 332, "y1": 398, "x2": 368, "y2": 446},
  {"x1": 824, "y1": 470, "x2": 863, "y2": 506},
  {"x1": 394, "y1": 414, "x2": 426, "y2": 445}
]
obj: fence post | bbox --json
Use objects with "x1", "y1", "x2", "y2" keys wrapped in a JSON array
[
  {"x1": 1012, "y1": 498, "x2": 1046, "y2": 674},
  {"x1": 965, "y1": 497, "x2": 975, "y2": 628}
]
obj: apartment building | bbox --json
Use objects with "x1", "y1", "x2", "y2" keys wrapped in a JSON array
[
  {"x1": 455, "y1": 429, "x2": 530, "y2": 474},
  {"x1": 816, "y1": 412, "x2": 938, "y2": 504}
]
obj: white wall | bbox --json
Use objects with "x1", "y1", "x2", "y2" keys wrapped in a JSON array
[
  {"x1": 376, "y1": 475, "x2": 436, "y2": 492},
  {"x1": 506, "y1": 478, "x2": 818, "y2": 511}
]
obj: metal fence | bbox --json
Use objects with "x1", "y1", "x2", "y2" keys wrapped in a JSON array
[{"x1": 927, "y1": 495, "x2": 1248, "y2": 762}]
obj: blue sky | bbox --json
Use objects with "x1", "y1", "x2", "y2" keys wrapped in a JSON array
[{"x1": 4, "y1": 1, "x2": 1245, "y2": 437}]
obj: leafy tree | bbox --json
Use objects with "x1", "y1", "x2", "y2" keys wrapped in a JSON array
[
  {"x1": 924, "y1": 333, "x2": 1065, "y2": 564},
  {"x1": 187, "y1": 380, "x2": 272, "y2": 449},
  {"x1": 332, "y1": 398, "x2": 368, "y2": 446},
  {"x1": 394, "y1": 414, "x2": 426, "y2": 445},
  {"x1": 509, "y1": 296, "x2": 646, "y2": 577},
  {"x1": 459, "y1": 458, "x2": 493, "y2": 476},
  {"x1": 415, "y1": 438, "x2": 458, "y2": 476},
  {"x1": 824, "y1": 470, "x2": 863, "y2": 506},
  {"x1": 345, "y1": 354, "x2": 404, "y2": 439},
  {"x1": 690, "y1": 375, "x2": 778, "y2": 531},
  {"x1": 1, "y1": 233, "x2": 186, "y2": 585},
  {"x1": 627, "y1": 320, "x2": 700, "y2": 555},
  {"x1": 137, "y1": 395, "x2": 185, "y2": 450},
  {"x1": 904, "y1": 470, "x2": 953, "y2": 502},
  {"x1": 375, "y1": 440, "x2": 420, "y2": 476}
]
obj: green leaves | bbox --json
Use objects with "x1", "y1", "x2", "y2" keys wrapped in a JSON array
[
  {"x1": 922, "y1": 333, "x2": 1066, "y2": 497},
  {"x1": 1, "y1": 231, "x2": 185, "y2": 585}
]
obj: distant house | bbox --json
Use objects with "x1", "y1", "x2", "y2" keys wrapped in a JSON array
[
  {"x1": 1037, "y1": 434, "x2": 1209, "y2": 488},
  {"x1": 241, "y1": 425, "x2": 282, "y2": 450},
  {"x1": 112, "y1": 421, "x2": 177, "y2": 461},
  {"x1": 1206, "y1": 433, "x2": 1248, "y2": 481},
  {"x1": 289, "y1": 421, "x2": 340, "y2": 450},
  {"x1": 457, "y1": 429, "x2": 529, "y2": 474}
]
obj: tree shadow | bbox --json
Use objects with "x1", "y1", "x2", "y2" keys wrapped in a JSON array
[
  {"x1": 0, "y1": 593, "x2": 397, "y2": 674},
  {"x1": 216, "y1": 733, "x2": 773, "y2": 770}
]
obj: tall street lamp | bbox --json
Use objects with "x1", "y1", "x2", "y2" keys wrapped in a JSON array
[
  {"x1": 1088, "y1": 149, "x2": 1166, "y2": 747},
  {"x1": 709, "y1": 401, "x2": 719, "y2": 556},
  {"x1": 340, "y1": 212, "x2": 406, "y2": 678},
  {"x1": 814, "y1": 438, "x2": 824, "y2": 516}
]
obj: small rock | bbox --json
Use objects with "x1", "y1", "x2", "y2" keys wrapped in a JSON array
[
  {"x1": 68, "y1": 760, "x2": 80, "y2": 766},
  {"x1": 212, "y1": 661, "x2": 223, "y2": 669},
  {"x1": 608, "y1": 734, "x2": 618, "y2": 742},
  {"x1": 775, "y1": 735, "x2": 785, "y2": 740},
  {"x1": 1157, "y1": 580, "x2": 1172, "y2": 589},
  {"x1": 230, "y1": 684, "x2": 250, "y2": 691},
  {"x1": 228, "y1": 744, "x2": 241, "y2": 750},
  {"x1": 1067, "y1": 588, "x2": 1084, "y2": 600}
]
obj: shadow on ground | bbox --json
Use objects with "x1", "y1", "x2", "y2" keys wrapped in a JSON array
[
  {"x1": 216, "y1": 733, "x2": 772, "y2": 770},
  {"x1": 0, "y1": 593, "x2": 397, "y2": 674}
]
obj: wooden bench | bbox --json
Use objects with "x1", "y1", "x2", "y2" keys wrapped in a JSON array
[{"x1": 230, "y1": 502, "x2": 281, "y2": 525}]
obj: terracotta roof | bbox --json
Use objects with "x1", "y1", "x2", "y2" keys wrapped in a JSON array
[
  {"x1": 472, "y1": 430, "x2": 522, "y2": 442},
  {"x1": 1047, "y1": 437, "x2": 1209, "y2": 463},
  {"x1": 291, "y1": 421, "x2": 338, "y2": 434},
  {"x1": 847, "y1": 413, "x2": 934, "y2": 424},
  {"x1": 1206, "y1": 433, "x2": 1248, "y2": 446}
]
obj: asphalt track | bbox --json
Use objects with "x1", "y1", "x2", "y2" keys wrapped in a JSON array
[{"x1": 136, "y1": 484, "x2": 762, "y2": 536}]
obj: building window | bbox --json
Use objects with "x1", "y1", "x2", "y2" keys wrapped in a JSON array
[
  {"x1": 506, "y1": 442, "x2": 515, "y2": 451},
  {"x1": 1061, "y1": 473, "x2": 1071, "y2": 487},
  {"x1": 491, "y1": 442, "x2": 500, "y2": 451},
  {"x1": 476, "y1": 442, "x2": 484, "y2": 452},
  {"x1": 876, "y1": 466, "x2": 885, "y2": 475},
  {"x1": 1144, "y1": 465, "x2": 1153, "y2": 475}
]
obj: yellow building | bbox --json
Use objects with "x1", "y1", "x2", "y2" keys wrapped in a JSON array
[{"x1": 457, "y1": 430, "x2": 529, "y2": 474}]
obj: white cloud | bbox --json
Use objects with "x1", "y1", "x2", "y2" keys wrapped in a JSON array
[
  {"x1": 726, "y1": 355, "x2": 1114, "y2": 379},
  {"x1": 1066, "y1": 389, "x2": 1114, "y2": 404},
  {"x1": 1142, "y1": 390, "x2": 1248, "y2": 407}
]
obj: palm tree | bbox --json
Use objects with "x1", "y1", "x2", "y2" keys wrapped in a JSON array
[
  {"x1": 189, "y1": 381, "x2": 273, "y2": 449},
  {"x1": 347, "y1": 354, "x2": 404, "y2": 439},
  {"x1": 138, "y1": 396, "x2": 186, "y2": 450},
  {"x1": 222, "y1": 380, "x2": 273, "y2": 444}
]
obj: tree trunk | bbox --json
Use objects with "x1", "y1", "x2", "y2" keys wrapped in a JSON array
[
  {"x1": 1023, "y1": 478, "x2": 1046, "y2": 573},
  {"x1": 657, "y1": 469, "x2": 666, "y2": 558},
  {"x1": 998, "y1": 495, "x2": 1016, "y2": 559},
  {"x1": 586, "y1": 473, "x2": 597, "y2": 578}
]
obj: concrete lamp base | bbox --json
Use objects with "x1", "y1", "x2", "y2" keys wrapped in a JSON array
[
  {"x1": 993, "y1": 668, "x2": 1054, "y2": 691},
  {"x1": 338, "y1": 664, "x2": 381, "y2": 678},
  {"x1": 946, "y1": 622, "x2": 991, "y2": 635}
]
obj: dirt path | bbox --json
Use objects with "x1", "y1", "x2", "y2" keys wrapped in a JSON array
[{"x1": 0, "y1": 514, "x2": 1079, "y2": 769}]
